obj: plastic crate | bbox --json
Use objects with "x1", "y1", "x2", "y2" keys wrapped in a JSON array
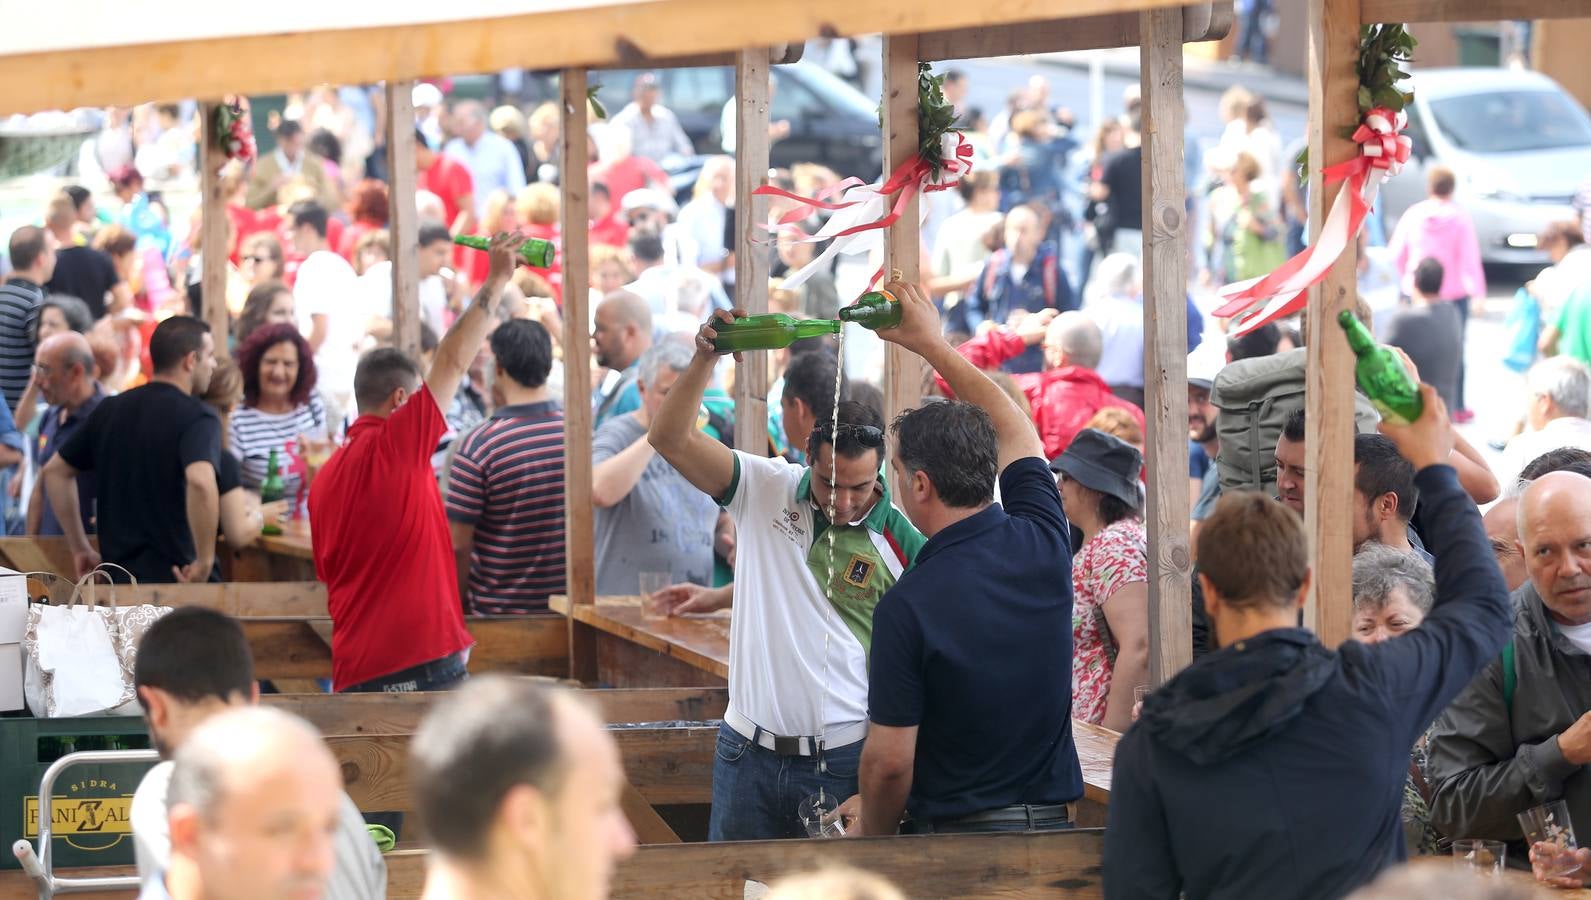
[{"x1": 0, "y1": 716, "x2": 153, "y2": 870}]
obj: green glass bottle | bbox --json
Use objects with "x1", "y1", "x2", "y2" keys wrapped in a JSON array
[
  {"x1": 1337, "y1": 310, "x2": 1423, "y2": 425},
  {"x1": 837, "y1": 287, "x2": 902, "y2": 330},
  {"x1": 711, "y1": 315, "x2": 841, "y2": 353},
  {"x1": 452, "y1": 234, "x2": 556, "y2": 268},
  {"x1": 259, "y1": 449, "x2": 285, "y2": 536}
]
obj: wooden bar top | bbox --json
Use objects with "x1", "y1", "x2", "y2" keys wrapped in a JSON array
[
  {"x1": 551, "y1": 594, "x2": 1119, "y2": 803},
  {"x1": 551, "y1": 594, "x2": 730, "y2": 679},
  {"x1": 257, "y1": 518, "x2": 314, "y2": 560}
]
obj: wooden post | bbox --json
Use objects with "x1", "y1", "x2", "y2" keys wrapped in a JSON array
[
  {"x1": 560, "y1": 68, "x2": 597, "y2": 680},
  {"x1": 384, "y1": 80, "x2": 421, "y2": 360},
  {"x1": 882, "y1": 35, "x2": 924, "y2": 423},
  {"x1": 1305, "y1": 0, "x2": 1361, "y2": 647},
  {"x1": 1139, "y1": 8, "x2": 1192, "y2": 684},
  {"x1": 197, "y1": 101, "x2": 230, "y2": 357},
  {"x1": 732, "y1": 49, "x2": 771, "y2": 454}
]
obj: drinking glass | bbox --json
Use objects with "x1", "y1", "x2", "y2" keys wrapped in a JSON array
[
  {"x1": 1452, "y1": 839, "x2": 1506, "y2": 876},
  {"x1": 638, "y1": 572, "x2": 671, "y2": 619},
  {"x1": 1519, "y1": 800, "x2": 1581, "y2": 879},
  {"x1": 799, "y1": 790, "x2": 845, "y2": 838}
]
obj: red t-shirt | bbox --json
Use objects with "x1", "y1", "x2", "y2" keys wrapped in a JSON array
[
  {"x1": 419, "y1": 155, "x2": 475, "y2": 229},
  {"x1": 592, "y1": 156, "x2": 667, "y2": 207},
  {"x1": 589, "y1": 212, "x2": 629, "y2": 251},
  {"x1": 309, "y1": 388, "x2": 473, "y2": 690}
]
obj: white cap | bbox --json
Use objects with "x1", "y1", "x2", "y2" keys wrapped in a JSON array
[
  {"x1": 412, "y1": 83, "x2": 444, "y2": 110},
  {"x1": 619, "y1": 188, "x2": 678, "y2": 217}
]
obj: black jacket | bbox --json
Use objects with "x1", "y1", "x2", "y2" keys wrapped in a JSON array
[{"x1": 1104, "y1": 466, "x2": 1511, "y2": 900}]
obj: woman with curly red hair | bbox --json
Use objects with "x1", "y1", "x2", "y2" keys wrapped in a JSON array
[
  {"x1": 337, "y1": 179, "x2": 390, "y2": 263},
  {"x1": 229, "y1": 323, "x2": 328, "y2": 503}
]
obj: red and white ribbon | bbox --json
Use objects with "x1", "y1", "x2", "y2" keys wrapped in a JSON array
[
  {"x1": 1214, "y1": 107, "x2": 1413, "y2": 336},
  {"x1": 754, "y1": 132, "x2": 974, "y2": 290}
]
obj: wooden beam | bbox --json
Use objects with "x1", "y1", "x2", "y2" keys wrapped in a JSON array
[
  {"x1": 0, "y1": 0, "x2": 1191, "y2": 116},
  {"x1": 882, "y1": 35, "x2": 924, "y2": 422},
  {"x1": 732, "y1": 49, "x2": 772, "y2": 455},
  {"x1": 560, "y1": 68, "x2": 598, "y2": 681},
  {"x1": 1139, "y1": 7, "x2": 1193, "y2": 685},
  {"x1": 591, "y1": 42, "x2": 804, "y2": 71},
  {"x1": 5, "y1": 830, "x2": 1110, "y2": 900},
  {"x1": 264, "y1": 686, "x2": 730, "y2": 734},
  {"x1": 198, "y1": 101, "x2": 230, "y2": 358},
  {"x1": 72, "y1": 580, "x2": 329, "y2": 617},
  {"x1": 1360, "y1": 0, "x2": 1591, "y2": 23},
  {"x1": 241, "y1": 616, "x2": 569, "y2": 680},
  {"x1": 385, "y1": 80, "x2": 421, "y2": 360},
  {"x1": 917, "y1": 3, "x2": 1232, "y2": 60},
  {"x1": 1305, "y1": 0, "x2": 1361, "y2": 647}
]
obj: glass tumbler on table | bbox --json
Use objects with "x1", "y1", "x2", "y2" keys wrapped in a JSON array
[
  {"x1": 638, "y1": 571, "x2": 671, "y2": 619},
  {"x1": 1452, "y1": 839, "x2": 1506, "y2": 876},
  {"x1": 1519, "y1": 799, "x2": 1582, "y2": 879}
]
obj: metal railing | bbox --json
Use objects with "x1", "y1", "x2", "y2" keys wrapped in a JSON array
[{"x1": 11, "y1": 749, "x2": 160, "y2": 900}]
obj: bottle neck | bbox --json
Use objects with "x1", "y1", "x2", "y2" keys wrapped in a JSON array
[{"x1": 1338, "y1": 314, "x2": 1377, "y2": 355}]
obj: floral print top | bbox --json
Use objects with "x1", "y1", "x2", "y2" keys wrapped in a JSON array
[{"x1": 1071, "y1": 518, "x2": 1148, "y2": 725}]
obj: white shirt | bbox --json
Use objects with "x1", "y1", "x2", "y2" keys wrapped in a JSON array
[
  {"x1": 443, "y1": 132, "x2": 527, "y2": 217},
  {"x1": 625, "y1": 266, "x2": 730, "y2": 336},
  {"x1": 676, "y1": 196, "x2": 729, "y2": 267},
  {"x1": 933, "y1": 209, "x2": 1003, "y2": 307},
  {"x1": 1536, "y1": 245, "x2": 1591, "y2": 324},
  {"x1": 1558, "y1": 619, "x2": 1591, "y2": 656},
  {"x1": 723, "y1": 452, "x2": 906, "y2": 735},
  {"x1": 1501, "y1": 415, "x2": 1591, "y2": 488},
  {"x1": 132, "y1": 761, "x2": 386, "y2": 900},
  {"x1": 1086, "y1": 293, "x2": 1147, "y2": 389},
  {"x1": 295, "y1": 250, "x2": 362, "y2": 403},
  {"x1": 359, "y1": 262, "x2": 449, "y2": 341},
  {"x1": 610, "y1": 102, "x2": 694, "y2": 163}
]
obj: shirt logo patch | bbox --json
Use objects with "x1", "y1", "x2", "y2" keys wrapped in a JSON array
[
  {"x1": 843, "y1": 553, "x2": 874, "y2": 589},
  {"x1": 772, "y1": 507, "x2": 807, "y2": 543}
]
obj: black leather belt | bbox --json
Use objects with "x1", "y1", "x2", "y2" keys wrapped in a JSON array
[{"x1": 939, "y1": 803, "x2": 1071, "y2": 828}]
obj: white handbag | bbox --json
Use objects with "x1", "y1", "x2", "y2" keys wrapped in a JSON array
[{"x1": 22, "y1": 565, "x2": 172, "y2": 718}]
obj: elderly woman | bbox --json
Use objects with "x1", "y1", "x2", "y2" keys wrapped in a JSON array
[
  {"x1": 1352, "y1": 543, "x2": 1440, "y2": 855},
  {"x1": 1052, "y1": 428, "x2": 1149, "y2": 731},
  {"x1": 678, "y1": 156, "x2": 734, "y2": 274},
  {"x1": 229, "y1": 323, "x2": 328, "y2": 506}
]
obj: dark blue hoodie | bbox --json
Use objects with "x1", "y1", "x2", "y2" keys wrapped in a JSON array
[{"x1": 1103, "y1": 465, "x2": 1511, "y2": 900}]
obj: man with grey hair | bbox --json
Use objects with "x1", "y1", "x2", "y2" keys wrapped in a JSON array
[
  {"x1": 1499, "y1": 356, "x2": 1591, "y2": 486},
  {"x1": 443, "y1": 100, "x2": 526, "y2": 218},
  {"x1": 935, "y1": 308, "x2": 1143, "y2": 459},
  {"x1": 143, "y1": 706, "x2": 344, "y2": 900},
  {"x1": 412, "y1": 677, "x2": 636, "y2": 900},
  {"x1": 1428, "y1": 471, "x2": 1591, "y2": 884},
  {"x1": 591, "y1": 340, "x2": 720, "y2": 595},
  {"x1": 28, "y1": 331, "x2": 98, "y2": 536}
]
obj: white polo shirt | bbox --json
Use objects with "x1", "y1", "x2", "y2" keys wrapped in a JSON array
[{"x1": 720, "y1": 451, "x2": 924, "y2": 738}]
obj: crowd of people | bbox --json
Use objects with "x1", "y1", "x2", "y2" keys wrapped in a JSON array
[{"x1": 5, "y1": 61, "x2": 1591, "y2": 900}]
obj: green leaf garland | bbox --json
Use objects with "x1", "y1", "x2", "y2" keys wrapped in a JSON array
[{"x1": 1296, "y1": 23, "x2": 1419, "y2": 187}]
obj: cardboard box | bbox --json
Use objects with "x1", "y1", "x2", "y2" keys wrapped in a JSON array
[{"x1": 0, "y1": 566, "x2": 30, "y2": 712}]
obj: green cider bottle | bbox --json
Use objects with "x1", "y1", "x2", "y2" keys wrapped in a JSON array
[
  {"x1": 711, "y1": 315, "x2": 841, "y2": 353},
  {"x1": 452, "y1": 234, "x2": 556, "y2": 269},
  {"x1": 1337, "y1": 309, "x2": 1423, "y2": 425},
  {"x1": 837, "y1": 287, "x2": 902, "y2": 330},
  {"x1": 259, "y1": 449, "x2": 285, "y2": 536}
]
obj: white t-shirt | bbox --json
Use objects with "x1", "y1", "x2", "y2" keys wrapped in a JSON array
[
  {"x1": 1500, "y1": 416, "x2": 1591, "y2": 489},
  {"x1": 721, "y1": 451, "x2": 915, "y2": 737},
  {"x1": 1558, "y1": 620, "x2": 1591, "y2": 657},
  {"x1": 1086, "y1": 293, "x2": 1147, "y2": 389},
  {"x1": 294, "y1": 250, "x2": 362, "y2": 402},
  {"x1": 132, "y1": 760, "x2": 387, "y2": 900}
]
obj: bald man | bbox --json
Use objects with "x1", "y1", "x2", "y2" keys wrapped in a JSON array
[
  {"x1": 146, "y1": 707, "x2": 343, "y2": 900},
  {"x1": 591, "y1": 290, "x2": 653, "y2": 428},
  {"x1": 1429, "y1": 471, "x2": 1591, "y2": 880},
  {"x1": 28, "y1": 331, "x2": 102, "y2": 536},
  {"x1": 413, "y1": 677, "x2": 636, "y2": 900},
  {"x1": 936, "y1": 309, "x2": 1141, "y2": 459},
  {"x1": 1482, "y1": 496, "x2": 1527, "y2": 594}
]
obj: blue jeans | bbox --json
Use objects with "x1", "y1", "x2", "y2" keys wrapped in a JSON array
[
  {"x1": 708, "y1": 722, "x2": 862, "y2": 841},
  {"x1": 340, "y1": 649, "x2": 469, "y2": 693}
]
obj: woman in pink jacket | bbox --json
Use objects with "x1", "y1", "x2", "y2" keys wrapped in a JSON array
[{"x1": 1388, "y1": 165, "x2": 1486, "y2": 421}]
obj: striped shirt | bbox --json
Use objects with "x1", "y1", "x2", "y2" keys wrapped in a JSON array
[
  {"x1": 228, "y1": 395, "x2": 328, "y2": 502},
  {"x1": 0, "y1": 279, "x2": 42, "y2": 411},
  {"x1": 445, "y1": 400, "x2": 566, "y2": 613}
]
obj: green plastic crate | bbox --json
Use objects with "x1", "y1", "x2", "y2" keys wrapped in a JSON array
[{"x1": 0, "y1": 716, "x2": 154, "y2": 870}]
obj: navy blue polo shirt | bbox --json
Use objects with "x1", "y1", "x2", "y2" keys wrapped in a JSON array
[
  {"x1": 868, "y1": 455, "x2": 1083, "y2": 822},
  {"x1": 36, "y1": 386, "x2": 104, "y2": 536}
]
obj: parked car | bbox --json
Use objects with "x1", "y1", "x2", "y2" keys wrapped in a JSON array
[
  {"x1": 1379, "y1": 68, "x2": 1591, "y2": 267},
  {"x1": 592, "y1": 60, "x2": 884, "y2": 180}
]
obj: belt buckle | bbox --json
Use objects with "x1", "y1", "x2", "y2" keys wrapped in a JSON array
[{"x1": 774, "y1": 734, "x2": 802, "y2": 756}]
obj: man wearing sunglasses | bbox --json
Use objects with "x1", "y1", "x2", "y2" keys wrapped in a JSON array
[
  {"x1": 839, "y1": 281, "x2": 1081, "y2": 837},
  {"x1": 649, "y1": 316, "x2": 925, "y2": 841}
]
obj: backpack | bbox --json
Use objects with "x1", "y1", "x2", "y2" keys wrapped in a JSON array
[{"x1": 1210, "y1": 347, "x2": 1381, "y2": 495}]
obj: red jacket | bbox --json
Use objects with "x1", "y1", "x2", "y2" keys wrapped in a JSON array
[{"x1": 938, "y1": 327, "x2": 1146, "y2": 460}]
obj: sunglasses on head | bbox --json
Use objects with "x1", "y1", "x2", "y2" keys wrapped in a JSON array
[{"x1": 813, "y1": 422, "x2": 885, "y2": 448}]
